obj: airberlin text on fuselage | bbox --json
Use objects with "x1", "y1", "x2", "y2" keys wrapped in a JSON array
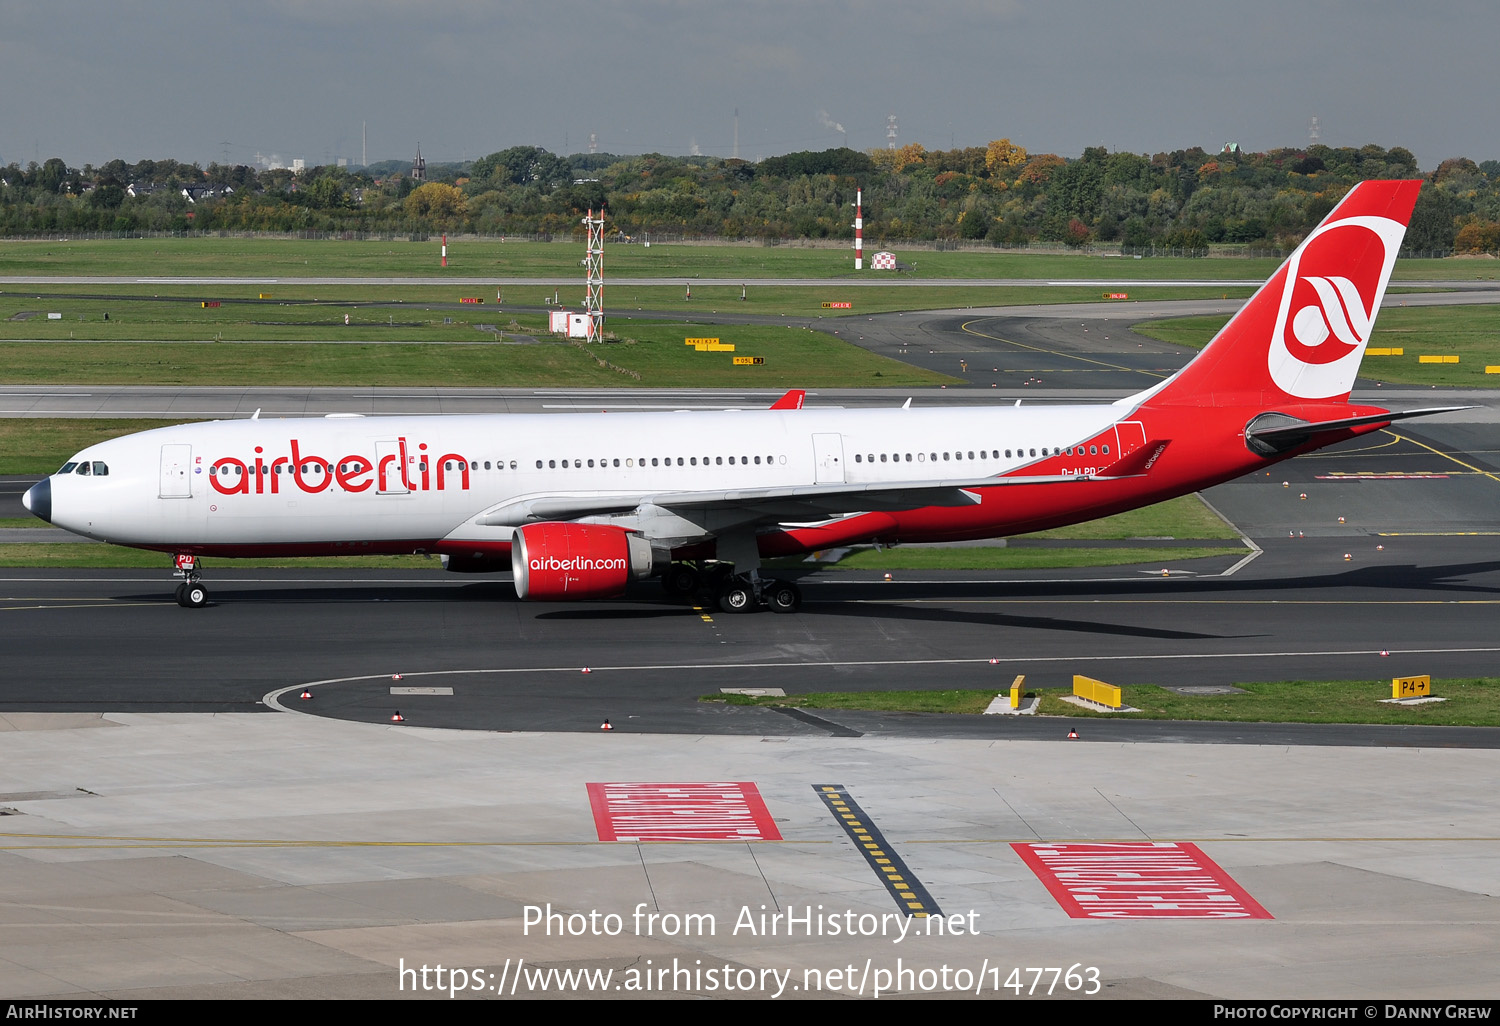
[{"x1": 208, "y1": 437, "x2": 469, "y2": 497}]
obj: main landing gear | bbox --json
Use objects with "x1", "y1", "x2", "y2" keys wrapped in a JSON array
[
  {"x1": 660, "y1": 561, "x2": 801, "y2": 614},
  {"x1": 172, "y1": 553, "x2": 209, "y2": 608}
]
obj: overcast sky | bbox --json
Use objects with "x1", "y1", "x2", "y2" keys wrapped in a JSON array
[{"x1": 2, "y1": 0, "x2": 1495, "y2": 172}]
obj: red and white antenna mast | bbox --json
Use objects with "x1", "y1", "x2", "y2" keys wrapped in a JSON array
[
  {"x1": 853, "y1": 187, "x2": 864, "y2": 270},
  {"x1": 583, "y1": 206, "x2": 605, "y2": 342}
]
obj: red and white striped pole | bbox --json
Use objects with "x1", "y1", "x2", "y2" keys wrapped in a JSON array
[
  {"x1": 854, "y1": 188, "x2": 863, "y2": 270},
  {"x1": 441, "y1": 234, "x2": 447, "y2": 268}
]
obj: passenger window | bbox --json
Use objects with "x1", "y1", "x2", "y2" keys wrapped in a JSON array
[{"x1": 1102, "y1": 445, "x2": 1110, "y2": 454}]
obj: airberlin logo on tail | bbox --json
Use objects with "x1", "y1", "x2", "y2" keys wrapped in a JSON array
[
  {"x1": 1285, "y1": 275, "x2": 1372, "y2": 364},
  {"x1": 1268, "y1": 212, "x2": 1406, "y2": 399}
]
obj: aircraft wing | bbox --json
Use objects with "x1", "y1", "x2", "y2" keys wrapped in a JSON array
[{"x1": 473, "y1": 447, "x2": 1165, "y2": 528}]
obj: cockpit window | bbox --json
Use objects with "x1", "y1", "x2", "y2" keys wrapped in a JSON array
[
  {"x1": 58, "y1": 462, "x2": 78, "y2": 474},
  {"x1": 76, "y1": 462, "x2": 91, "y2": 476},
  {"x1": 92, "y1": 462, "x2": 109, "y2": 476}
]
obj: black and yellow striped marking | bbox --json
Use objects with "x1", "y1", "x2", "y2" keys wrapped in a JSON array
[{"x1": 813, "y1": 784, "x2": 941, "y2": 918}]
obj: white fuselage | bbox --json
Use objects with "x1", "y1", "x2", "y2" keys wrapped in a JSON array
[{"x1": 45, "y1": 402, "x2": 1128, "y2": 553}]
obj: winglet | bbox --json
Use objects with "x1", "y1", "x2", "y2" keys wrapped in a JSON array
[{"x1": 770, "y1": 389, "x2": 806, "y2": 410}]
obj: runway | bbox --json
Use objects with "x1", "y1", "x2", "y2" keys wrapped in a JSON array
[{"x1": 2, "y1": 293, "x2": 1499, "y2": 1000}]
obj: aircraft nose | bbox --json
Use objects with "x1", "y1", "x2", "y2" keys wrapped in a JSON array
[{"x1": 22, "y1": 478, "x2": 51, "y2": 524}]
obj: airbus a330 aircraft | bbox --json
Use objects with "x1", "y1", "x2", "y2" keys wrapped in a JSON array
[{"x1": 22, "y1": 179, "x2": 1464, "y2": 611}]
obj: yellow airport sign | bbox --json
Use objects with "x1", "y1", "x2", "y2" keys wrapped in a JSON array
[
  {"x1": 685, "y1": 337, "x2": 720, "y2": 345},
  {"x1": 1010, "y1": 674, "x2": 1026, "y2": 710},
  {"x1": 1073, "y1": 674, "x2": 1122, "y2": 709},
  {"x1": 1392, "y1": 675, "x2": 1431, "y2": 699},
  {"x1": 1418, "y1": 355, "x2": 1459, "y2": 364},
  {"x1": 1486, "y1": 366, "x2": 1500, "y2": 374},
  {"x1": 733, "y1": 356, "x2": 764, "y2": 365},
  {"x1": 258, "y1": 293, "x2": 272, "y2": 299},
  {"x1": 1365, "y1": 347, "x2": 1403, "y2": 356},
  {"x1": 821, "y1": 302, "x2": 852, "y2": 309}
]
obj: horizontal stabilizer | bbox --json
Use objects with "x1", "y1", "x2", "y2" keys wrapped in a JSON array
[{"x1": 1245, "y1": 406, "x2": 1473, "y2": 454}]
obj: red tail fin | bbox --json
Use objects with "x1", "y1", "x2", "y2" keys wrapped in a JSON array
[
  {"x1": 1145, "y1": 179, "x2": 1422, "y2": 407},
  {"x1": 770, "y1": 389, "x2": 806, "y2": 410}
]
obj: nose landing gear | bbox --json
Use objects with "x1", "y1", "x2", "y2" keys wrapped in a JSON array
[{"x1": 172, "y1": 553, "x2": 209, "y2": 608}]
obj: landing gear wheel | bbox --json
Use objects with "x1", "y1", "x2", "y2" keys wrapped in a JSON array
[
  {"x1": 183, "y1": 584, "x2": 209, "y2": 608},
  {"x1": 717, "y1": 578, "x2": 755, "y2": 614},
  {"x1": 766, "y1": 579, "x2": 801, "y2": 614},
  {"x1": 174, "y1": 583, "x2": 187, "y2": 606},
  {"x1": 661, "y1": 563, "x2": 701, "y2": 599}
]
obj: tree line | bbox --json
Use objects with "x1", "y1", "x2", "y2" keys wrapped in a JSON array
[{"x1": 3, "y1": 142, "x2": 1499, "y2": 255}]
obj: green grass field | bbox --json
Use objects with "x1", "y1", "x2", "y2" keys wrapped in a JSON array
[
  {"x1": 4, "y1": 235, "x2": 1494, "y2": 281},
  {"x1": 0, "y1": 236, "x2": 1278, "y2": 280},
  {"x1": 707, "y1": 677, "x2": 1500, "y2": 726},
  {"x1": 0, "y1": 282, "x2": 1251, "y2": 340},
  {"x1": 0, "y1": 318, "x2": 952, "y2": 389}
]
